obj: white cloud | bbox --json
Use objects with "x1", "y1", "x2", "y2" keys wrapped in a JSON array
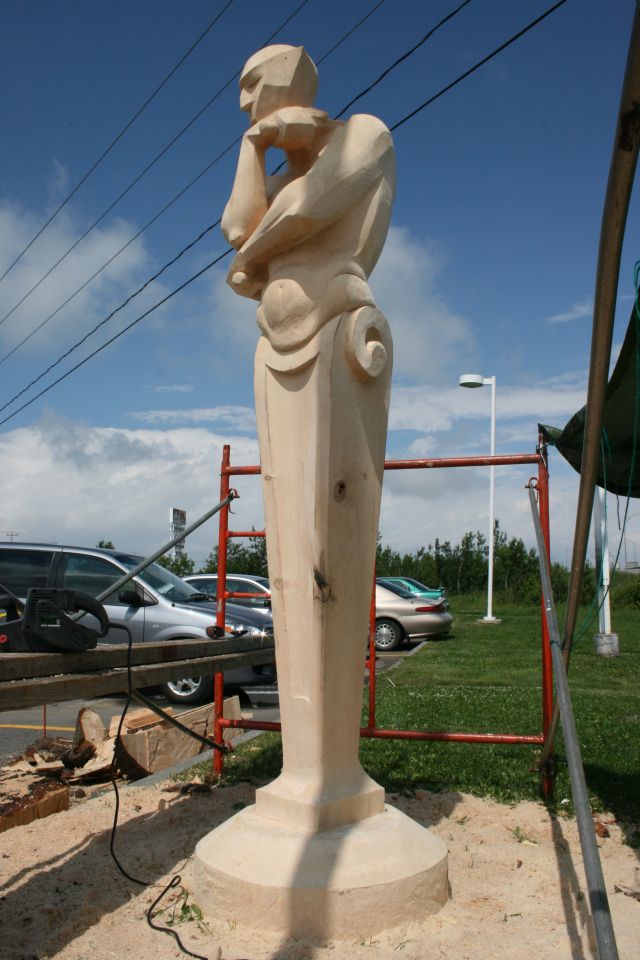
[
  {"x1": 370, "y1": 226, "x2": 474, "y2": 383},
  {"x1": 130, "y1": 404, "x2": 256, "y2": 431},
  {"x1": 0, "y1": 198, "x2": 155, "y2": 355},
  {"x1": 545, "y1": 299, "x2": 592, "y2": 324},
  {"x1": 0, "y1": 415, "x2": 263, "y2": 568},
  {"x1": 146, "y1": 384, "x2": 195, "y2": 395},
  {"x1": 388, "y1": 378, "x2": 586, "y2": 441}
]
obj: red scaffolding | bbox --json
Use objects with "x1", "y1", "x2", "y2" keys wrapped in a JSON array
[{"x1": 211, "y1": 439, "x2": 554, "y2": 795}]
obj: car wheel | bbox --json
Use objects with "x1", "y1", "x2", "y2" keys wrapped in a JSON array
[
  {"x1": 161, "y1": 675, "x2": 213, "y2": 705},
  {"x1": 374, "y1": 618, "x2": 403, "y2": 651}
]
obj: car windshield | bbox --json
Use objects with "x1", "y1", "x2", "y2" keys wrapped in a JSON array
[
  {"x1": 403, "y1": 577, "x2": 440, "y2": 593},
  {"x1": 114, "y1": 554, "x2": 210, "y2": 604},
  {"x1": 376, "y1": 578, "x2": 414, "y2": 599}
]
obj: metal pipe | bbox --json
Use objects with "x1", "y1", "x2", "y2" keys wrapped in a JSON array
[
  {"x1": 367, "y1": 574, "x2": 377, "y2": 728},
  {"x1": 224, "y1": 454, "x2": 541, "y2": 477},
  {"x1": 537, "y1": 441, "x2": 555, "y2": 799},
  {"x1": 213, "y1": 444, "x2": 232, "y2": 776},
  {"x1": 219, "y1": 717, "x2": 543, "y2": 746},
  {"x1": 542, "y1": 3, "x2": 640, "y2": 769},
  {"x1": 129, "y1": 690, "x2": 228, "y2": 754},
  {"x1": 93, "y1": 490, "x2": 236, "y2": 604},
  {"x1": 529, "y1": 485, "x2": 619, "y2": 960}
]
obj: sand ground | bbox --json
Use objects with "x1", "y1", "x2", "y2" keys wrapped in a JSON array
[{"x1": 0, "y1": 777, "x2": 638, "y2": 960}]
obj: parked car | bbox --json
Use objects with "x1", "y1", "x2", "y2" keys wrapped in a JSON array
[
  {"x1": 0, "y1": 542, "x2": 275, "y2": 704},
  {"x1": 374, "y1": 580, "x2": 452, "y2": 651},
  {"x1": 185, "y1": 573, "x2": 272, "y2": 611},
  {"x1": 377, "y1": 576, "x2": 446, "y2": 605}
]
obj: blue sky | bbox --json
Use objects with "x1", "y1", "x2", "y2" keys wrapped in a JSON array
[{"x1": 0, "y1": 0, "x2": 638, "y2": 574}]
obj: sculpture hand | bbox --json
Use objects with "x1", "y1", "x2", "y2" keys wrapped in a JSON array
[{"x1": 246, "y1": 107, "x2": 328, "y2": 151}]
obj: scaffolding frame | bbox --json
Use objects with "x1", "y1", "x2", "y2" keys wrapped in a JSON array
[{"x1": 211, "y1": 438, "x2": 554, "y2": 795}]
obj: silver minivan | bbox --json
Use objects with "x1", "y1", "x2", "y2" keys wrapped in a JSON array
[{"x1": 0, "y1": 542, "x2": 275, "y2": 702}]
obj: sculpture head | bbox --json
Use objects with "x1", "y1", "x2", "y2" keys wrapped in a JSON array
[{"x1": 239, "y1": 45, "x2": 318, "y2": 123}]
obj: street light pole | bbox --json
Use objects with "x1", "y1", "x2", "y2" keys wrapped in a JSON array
[
  {"x1": 459, "y1": 373, "x2": 500, "y2": 624},
  {"x1": 487, "y1": 375, "x2": 496, "y2": 622}
]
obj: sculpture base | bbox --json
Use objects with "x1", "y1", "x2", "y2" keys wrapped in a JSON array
[{"x1": 194, "y1": 804, "x2": 448, "y2": 938}]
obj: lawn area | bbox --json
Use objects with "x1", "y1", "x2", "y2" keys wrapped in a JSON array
[{"x1": 208, "y1": 595, "x2": 640, "y2": 845}]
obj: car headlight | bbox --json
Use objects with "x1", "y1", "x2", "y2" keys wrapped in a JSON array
[{"x1": 227, "y1": 623, "x2": 263, "y2": 637}]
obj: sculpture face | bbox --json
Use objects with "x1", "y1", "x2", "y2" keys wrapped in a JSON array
[{"x1": 239, "y1": 44, "x2": 317, "y2": 122}]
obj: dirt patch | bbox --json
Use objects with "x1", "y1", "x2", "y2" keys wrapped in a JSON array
[{"x1": 0, "y1": 778, "x2": 638, "y2": 960}]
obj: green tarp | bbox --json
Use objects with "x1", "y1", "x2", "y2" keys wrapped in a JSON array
[{"x1": 540, "y1": 305, "x2": 640, "y2": 498}]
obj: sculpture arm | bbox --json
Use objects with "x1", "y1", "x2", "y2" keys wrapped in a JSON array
[{"x1": 221, "y1": 136, "x2": 269, "y2": 250}]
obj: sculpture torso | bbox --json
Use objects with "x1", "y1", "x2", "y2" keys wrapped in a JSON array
[{"x1": 222, "y1": 111, "x2": 395, "y2": 351}]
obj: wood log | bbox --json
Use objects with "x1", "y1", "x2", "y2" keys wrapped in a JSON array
[
  {"x1": 114, "y1": 697, "x2": 242, "y2": 779},
  {"x1": 64, "y1": 739, "x2": 115, "y2": 782},
  {"x1": 64, "y1": 707, "x2": 106, "y2": 768}
]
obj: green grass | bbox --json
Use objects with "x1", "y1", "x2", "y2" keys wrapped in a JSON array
[{"x1": 188, "y1": 596, "x2": 640, "y2": 844}]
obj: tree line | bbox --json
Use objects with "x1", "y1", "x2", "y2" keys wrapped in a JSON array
[{"x1": 145, "y1": 522, "x2": 594, "y2": 605}]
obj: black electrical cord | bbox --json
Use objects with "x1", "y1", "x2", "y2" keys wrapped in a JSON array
[
  {"x1": 0, "y1": 0, "x2": 312, "y2": 333},
  {"x1": 0, "y1": 0, "x2": 238, "y2": 287},
  {"x1": 107, "y1": 618, "x2": 229, "y2": 960}
]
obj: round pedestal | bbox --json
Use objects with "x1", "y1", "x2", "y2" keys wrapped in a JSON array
[{"x1": 194, "y1": 804, "x2": 448, "y2": 938}]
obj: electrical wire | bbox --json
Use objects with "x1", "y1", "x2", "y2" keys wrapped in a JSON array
[
  {"x1": 0, "y1": 0, "x2": 570, "y2": 422},
  {"x1": 0, "y1": 247, "x2": 233, "y2": 428},
  {"x1": 0, "y1": 221, "x2": 221, "y2": 412},
  {"x1": 0, "y1": 0, "x2": 389, "y2": 372},
  {"x1": 0, "y1": 0, "x2": 312, "y2": 332},
  {"x1": 336, "y1": 0, "x2": 473, "y2": 119},
  {"x1": 0, "y1": 0, "x2": 387, "y2": 366},
  {"x1": 107, "y1": 623, "x2": 213, "y2": 960},
  {"x1": 390, "y1": 0, "x2": 569, "y2": 132},
  {"x1": 0, "y1": 0, "x2": 238, "y2": 286}
]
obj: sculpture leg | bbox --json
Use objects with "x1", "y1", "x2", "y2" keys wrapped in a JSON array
[
  {"x1": 194, "y1": 308, "x2": 448, "y2": 936},
  {"x1": 253, "y1": 308, "x2": 390, "y2": 830}
]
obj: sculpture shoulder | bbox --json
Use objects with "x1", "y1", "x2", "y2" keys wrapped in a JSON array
[
  {"x1": 326, "y1": 114, "x2": 395, "y2": 174},
  {"x1": 343, "y1": 114, "x2": 394, "y2": 151}
]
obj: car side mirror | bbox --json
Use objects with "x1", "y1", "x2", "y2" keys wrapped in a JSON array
[
  {"x1": 119, "y1": 588, "x2": 144, "y2": 606},
  {"x1": 264, "y1": 598, "x2": 271, "y2": 608}
]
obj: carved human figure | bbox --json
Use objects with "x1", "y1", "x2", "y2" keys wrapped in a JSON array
[
  {"x1": 221, "y1": 44, "x2": 395, "y2": 828},
  {"x1": 195, "y1": 45, "x2": 447, "y2": 936}
]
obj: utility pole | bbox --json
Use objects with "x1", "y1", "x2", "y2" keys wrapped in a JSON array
[{"x1": 5, "y1": 531, "x2": 19, "y2": 542}]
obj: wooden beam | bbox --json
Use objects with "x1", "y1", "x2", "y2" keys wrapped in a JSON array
[
  {"x1": 0, "y1": 647, "x2": 276, "y2": 711},
  {"x1": 0, "y1": 635, "x2": 275, "y2": 681}
]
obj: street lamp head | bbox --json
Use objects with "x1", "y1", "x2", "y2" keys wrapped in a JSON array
[{"x1": 459, "y1": 373, "x2": 485, "y2": 388}]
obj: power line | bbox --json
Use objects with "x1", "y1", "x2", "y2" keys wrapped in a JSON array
[
  {"x1": 0, "y1": 0, "x2": 386, "y2": 366},
  {"x1": 336, "y1": 0, "x2": 473, "y2": 119},
  {"x1": 0, "y1": 0, "x2": 570, "y2": 425},
  {"x1": 0, "y1": 249, "x2": 233, "y2": 429},
  {"x1": 0, "y1": 0, "x2": 238, "y2": 286},
  {"x1": 390, "y1": 0, "x2": 569, "y2": 132},
  {"x1": 0, "y1": 0, "x2": 312, "y2": 332},
  {"x1": 0, "y1": 141, "x2": 239, "y2": 368},
  {"x1": 0, "y1": 221, "x2": 222, "y2": 415}
]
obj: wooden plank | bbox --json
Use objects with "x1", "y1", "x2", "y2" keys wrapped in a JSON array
[
  {"x1": 0, "y1": 647, "x2": 276, "y2": 711},
  {"x1": 0, "y1": 776, "x2": 70, "y2": 833},
  {"x1": 0, "y1": 635, "x2": 275, "y2": 681}
]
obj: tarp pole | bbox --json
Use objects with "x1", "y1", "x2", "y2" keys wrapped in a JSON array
[
  {"x1": 540, "y1": 4, "x2": 640, "y2": 769},
  {"x1": 529, "y1": 486, "x2": 619, "y2": 960}
]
